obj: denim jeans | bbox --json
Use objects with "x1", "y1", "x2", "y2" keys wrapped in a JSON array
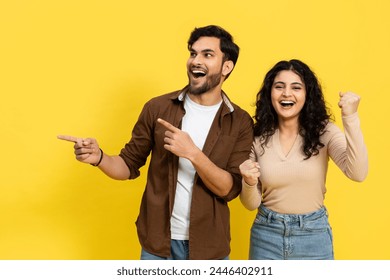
[
  {"x1": 141, "y1": 239, "x2": 229, "y2": 260},
  {"x1": 249, "y1": 205, "x2": 334, "y2": 260}
]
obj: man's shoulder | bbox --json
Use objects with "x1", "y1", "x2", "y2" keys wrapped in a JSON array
[
  {"x1": 221, "y1": 91, "x2": 251, "y2": 117},
  {"x1": 229, "y1": 100, "x2": 252, "y2": 118},
  {"x1": 230, "y1": 101, "x2": 247, "y2": 112},
  {"x1": 146, "y1": 89, "x2": 182, "y2": 105},
  {"x1": 150, "y1": 89, "x2": 180, "y2": 99}
]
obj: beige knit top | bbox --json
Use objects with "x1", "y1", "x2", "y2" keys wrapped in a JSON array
[{"x1": 240, "y1": 112, "x2": 368, "y2": 214}]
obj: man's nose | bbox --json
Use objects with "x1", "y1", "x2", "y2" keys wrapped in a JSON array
[{"x1": 191, "y1": 54, "x2": 202, "y2": 65}]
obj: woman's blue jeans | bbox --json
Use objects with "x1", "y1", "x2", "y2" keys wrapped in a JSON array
[{"x1": 249, "y1": 205, "x2": 334, "y2": 260}]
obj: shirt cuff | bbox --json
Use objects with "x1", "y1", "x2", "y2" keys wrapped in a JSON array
[{"x1": 242, "y1": 178, "x2": 258, "y2": 189}]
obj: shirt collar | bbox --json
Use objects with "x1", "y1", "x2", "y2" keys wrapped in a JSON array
[{"x1": 173, "y1": 85, "x2": 234, "y2": 113}]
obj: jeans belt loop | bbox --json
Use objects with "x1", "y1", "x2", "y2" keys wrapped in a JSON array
[
  {"x1": 299, "y1": 215, "x2": 303, "y2": 228},
  {"x1": 267, "y1": 211, "x2": 272, "y2": 224}
]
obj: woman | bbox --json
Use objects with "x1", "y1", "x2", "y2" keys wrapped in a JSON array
[{"x1": 239, "y1": 59, "x2": 368, "y2": 259}]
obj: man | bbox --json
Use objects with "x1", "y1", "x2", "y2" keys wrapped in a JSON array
[{"x1": 58, "y1": 25, "x2": 253, "y2": 260}]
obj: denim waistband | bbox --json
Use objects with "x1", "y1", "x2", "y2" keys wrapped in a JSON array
[{"x1": 259, "y1": 204, "x2": 327, "y2": 223}]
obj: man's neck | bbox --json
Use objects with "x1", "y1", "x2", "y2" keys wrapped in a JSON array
[{"x1": 188, "y1": 88, "x2": 223, "y2": 106}]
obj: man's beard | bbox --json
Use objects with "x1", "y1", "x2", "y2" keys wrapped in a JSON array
[{"x1": 188, "y1": 72, "x2": 222, "y2": 95}]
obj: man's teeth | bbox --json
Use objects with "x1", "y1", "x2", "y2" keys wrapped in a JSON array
[{"x1": 192, "y1": 70, "x2": 206, "y2": 77}]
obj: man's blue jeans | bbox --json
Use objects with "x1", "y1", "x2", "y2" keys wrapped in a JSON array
[{"x1": 141, "y1": 239, "x2": 229, "y2": 260}]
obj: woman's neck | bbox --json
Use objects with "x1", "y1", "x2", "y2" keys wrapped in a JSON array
[{"x1": 278, "y1": 119, "x2": 299, "y2": 136}]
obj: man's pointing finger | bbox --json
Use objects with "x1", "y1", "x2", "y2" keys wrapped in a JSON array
[
  {"x1": 57, "y1": 135, "x2": 82, "y2": 144},
  {"x1": 157, "y1": 118, "x2": 179, "y2": 132}
]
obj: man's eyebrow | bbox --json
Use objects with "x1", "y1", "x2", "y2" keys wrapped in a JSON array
[
  {"x1": 189, "y1": 48, "x2": 216, "y2": 53},
  {"x1": 201, "y1": 49, "x2": 215, "y2": 53}
]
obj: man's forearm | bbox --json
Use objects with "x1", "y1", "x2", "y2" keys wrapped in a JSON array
[
  {"x1": 98, "y1": 154, "x2": 131, "y2": 180},
  {"x1": 191, "y1": 151, "x2": 233, "y2": 197}
]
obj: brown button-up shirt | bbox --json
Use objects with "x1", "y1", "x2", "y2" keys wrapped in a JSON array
[{"x1": 119, "y1": 86, "x2": 253, "y2": 259}]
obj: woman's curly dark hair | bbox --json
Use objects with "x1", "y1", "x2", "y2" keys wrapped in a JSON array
[{"x1": 254, "y1": 59, "x2": 332, "y2": 159}]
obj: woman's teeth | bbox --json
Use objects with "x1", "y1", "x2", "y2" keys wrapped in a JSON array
[{"x1": 280, "y1": 101, "x2": 294, "y2": 107}]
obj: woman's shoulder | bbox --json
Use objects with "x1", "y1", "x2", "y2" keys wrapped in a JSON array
[
  {"x1": 321, "y1": 121, "x2": 342, "y2": 141},
  {"x1": 324, "y1": 121, "x2": 338, "y2": 130}
]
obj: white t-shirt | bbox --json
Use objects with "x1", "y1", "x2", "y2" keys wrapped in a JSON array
[{"x1": 170, "y1": 94, "x2": 222, "y2": 240}]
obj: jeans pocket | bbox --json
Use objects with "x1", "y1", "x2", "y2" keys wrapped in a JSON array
[
  {"x1": 254, "y1": 213, "x2": 269, "y2": 225},
  {"x1": 326, "y1": 226, "x2": 333, "y2": 243},
  {"x1": 303, "y1": 216, "x2": 329, "y2": 232}
]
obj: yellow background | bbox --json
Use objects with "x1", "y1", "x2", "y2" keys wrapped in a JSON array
[{"x1": 1, "y1": 0, "x2": 389, "y2": 260}]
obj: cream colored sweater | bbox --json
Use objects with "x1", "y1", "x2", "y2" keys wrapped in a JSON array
[{"x1": 240, "y1": 112, "x2": 368, "y2": 214}]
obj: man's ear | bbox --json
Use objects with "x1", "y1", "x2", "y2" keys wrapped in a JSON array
[{"x1": 222, "y1": 60, "x2": 234, "y2": 77}]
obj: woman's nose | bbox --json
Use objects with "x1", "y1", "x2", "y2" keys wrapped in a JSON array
[{"x1": 282, "y1": 89, "x2": 291, "y2": 96}]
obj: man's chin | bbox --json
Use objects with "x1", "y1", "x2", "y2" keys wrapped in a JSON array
[{"x1": 188, "y1": 85, "x2": 207, "y2": 95}]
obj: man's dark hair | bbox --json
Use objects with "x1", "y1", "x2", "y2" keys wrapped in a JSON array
[{"x1": 187, "y1": 25, "x2": 239, "y2": 79}]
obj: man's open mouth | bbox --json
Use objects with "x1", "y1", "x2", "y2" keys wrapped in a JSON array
[{"x1": 191, "y1": 69, "x2": 207, "y2": 78}]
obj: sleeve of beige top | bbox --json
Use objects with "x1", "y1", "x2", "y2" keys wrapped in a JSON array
[
  {"x1": 328, "y1": 112, "x2": 368, "y2": 182},
  {"x1": 240, "y1": 179, "x2": 262, "y2": 211}
]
